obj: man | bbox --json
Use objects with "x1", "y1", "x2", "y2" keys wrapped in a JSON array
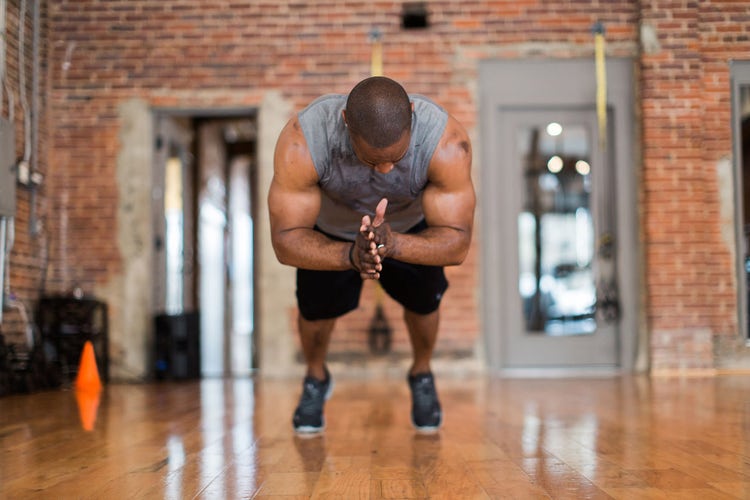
[{"x1": 268, "y1": 76, "x2": 475, "y2": 434}]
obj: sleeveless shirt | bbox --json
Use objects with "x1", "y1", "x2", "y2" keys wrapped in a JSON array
[{"x1": 298, "y1": 94, "x2": 448, "y2": 241}]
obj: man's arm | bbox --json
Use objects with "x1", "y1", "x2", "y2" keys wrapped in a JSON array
[
  {"x1": 268, "y1": 116, "x2": 353, "y2": 270},
  {"x1": 370, "y1": 115, "x2": 476, "y2": 266}
]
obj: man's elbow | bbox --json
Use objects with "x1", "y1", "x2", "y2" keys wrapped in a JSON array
[
  {"x1": 271, "y1": 237, "x2": 293, "y2": 266},
  {"x1": 447, "y1": 234, "x2": 471, "y2": 266},
  {"x1": 449, "y1": 249, "x2": 469, "y2": 266}
]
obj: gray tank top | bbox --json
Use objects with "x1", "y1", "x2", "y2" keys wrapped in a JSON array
[{"x1": 298, "y1": 94, "x2": 448, "y2": 241}]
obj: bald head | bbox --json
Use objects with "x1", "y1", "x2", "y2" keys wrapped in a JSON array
[{"x1": 345, "y1": 77, "x2": 412, "y2": 148}]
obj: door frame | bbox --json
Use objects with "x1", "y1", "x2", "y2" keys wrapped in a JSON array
[
  {"x1": 151, "y1": 108, "x2": 259, "y2": 377},
  {"x1": 478, "y1": 58, "x2": 640, "y2": 374}
]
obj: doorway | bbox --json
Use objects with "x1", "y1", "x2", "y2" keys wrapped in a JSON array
[
  {"x1": 153, "y1": 112, "x2": 258, "y2": 377},
  {"x1": 731, "y1": 62, "x2": 750, "y2": 343},
  {"x1": 479, "y1": 59, "x2": 639, "y2": 373}
]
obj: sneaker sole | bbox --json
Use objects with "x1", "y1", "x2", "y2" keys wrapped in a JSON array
[
  {"x1": 411, "y1": 418, "x2": 441, "y2": 433},
  {"x1": 414, "y1": 426, "x2": 440, "y2": 434},
  {"x1": 294, "y1": 424, "x2": 325, "y2": 435}
]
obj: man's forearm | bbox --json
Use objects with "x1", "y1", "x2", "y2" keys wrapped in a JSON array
[
  {"x1": 272, "y1": 228, "x2": 352, "y2": 270},
  {"x1": 387, "y1": 226, "x2": 471, "y2": 267}
]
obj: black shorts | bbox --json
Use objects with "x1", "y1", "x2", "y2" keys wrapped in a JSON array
[{"x1": 296, "y1": 222, "x2": 449, "y2": 320}]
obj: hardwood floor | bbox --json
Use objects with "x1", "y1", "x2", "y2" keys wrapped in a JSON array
[{"x1": 1, "y1": 374, "x2": 749, "y2": 499}]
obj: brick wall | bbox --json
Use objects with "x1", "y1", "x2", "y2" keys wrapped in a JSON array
[
  {"x1": 1, "y1": 0, "x2": 746, "y2": 374},
  {"x1": 641, "y1": 0, "x2": 750, "y2": 371}
]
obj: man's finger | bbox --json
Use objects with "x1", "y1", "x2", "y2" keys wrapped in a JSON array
[
  {"x1": 372, "y1": 198, "x2": 388, "y2": 228},
  {"x1": 361, "y1": 215, "x2": 371, "y2": 233}
]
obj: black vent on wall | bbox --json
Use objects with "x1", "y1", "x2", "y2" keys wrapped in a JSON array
[{"x1": 402, "y1": 2, "x2": 429, "y2": 29}]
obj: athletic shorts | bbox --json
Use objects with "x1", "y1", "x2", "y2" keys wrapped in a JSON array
[{"x1": 296, "y1": 221, "x2": 449, "y2": 320}]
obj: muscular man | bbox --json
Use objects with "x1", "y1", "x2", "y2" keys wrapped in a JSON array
[{"x1": 269, "y1": 76, "x2": 475, "y2": 434}]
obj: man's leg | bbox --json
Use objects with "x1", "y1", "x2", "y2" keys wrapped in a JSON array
[
  {"x1": 296, "y1": 265, "x2": 360, "y2": 381},
  {"x1": 298, "y1": 315, "x2": 336, "y2": 381},
  {"x1": 376, "y1": 249, "x2": 447, "y2": 431},
  {"x1": 404, "y1": 307, "x2": 443, "y2": 431},
  {"x1": 292, "y1": 315, "x2": 336, "y2": 434},
  {"x1": 292, "y1": 238, "x2": 363, "y2": 434},
  {"x1": 403, "y1": 308, "x2": 439, "y2": 376}
]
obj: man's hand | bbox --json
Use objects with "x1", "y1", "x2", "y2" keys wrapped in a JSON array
[
  {"x1": 351, "y1": 232, "x2": 381, "y2": 280},
  {"x1": 352, "y1": 198, "x2": 391, "y2": 280},
  {"x1": 360, "y1": 198, "x2": 393, "y2": 257}
]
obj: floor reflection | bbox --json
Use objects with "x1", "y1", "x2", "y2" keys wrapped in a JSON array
[
  {"x1": 293, "y1": 433, "x2": 327, "y2": 471},
  {"x1": 411, "y1": 432, "x2": 441, "y2": 472},
  {"x1": 160, "y1": 378, "x2": 259, "y2": 498},
  {"x1": 164, "y1": 435, "x2": 185, "y2": 500}
]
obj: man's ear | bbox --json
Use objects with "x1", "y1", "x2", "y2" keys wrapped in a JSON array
[
  {"x1": 342, "y1": 109, "x2": 348, "y2": 127},
  {"x1": 410, "y1": 102, "x2": 415, "y2": 113}
]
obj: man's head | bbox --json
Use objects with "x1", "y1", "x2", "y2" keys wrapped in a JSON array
[
  {"x1": 345, "y1": 76, "x2": 412, "y2": 148},
  {"x1": 343, "y1": 76, "x2": 413, "y2": 173}
]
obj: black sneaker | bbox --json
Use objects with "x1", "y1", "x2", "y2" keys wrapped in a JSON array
[
  {"x1": 292, "y1": 368, "x2": 333, "y2": 434},
  {"x1": 408, "y1": 372, "x2": 442, "y2": 432}
]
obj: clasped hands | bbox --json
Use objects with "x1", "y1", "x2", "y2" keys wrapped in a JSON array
[{"x1": 350, "y1": 198, "x2": 392, "y2": 280}]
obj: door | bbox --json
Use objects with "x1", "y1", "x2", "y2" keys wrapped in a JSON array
[
  {"x1": 480, "y1": 59, "x2": 638, "y2": 372},
  {"x1": 499, "y1": 108, "x2": 617, "y2": 367}
]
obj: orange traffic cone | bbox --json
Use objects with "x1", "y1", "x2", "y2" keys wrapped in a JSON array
[
  {"x1": 75, "y1": 341, "x2": 102, "y2": 393},
  {"x1": 74, "y1": 341, "x2": 102, "y2": 431}
]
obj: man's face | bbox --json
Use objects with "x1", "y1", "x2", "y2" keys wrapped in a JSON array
[{"x1": 349, "y1": 130, "x2": 411, "y2": 175}]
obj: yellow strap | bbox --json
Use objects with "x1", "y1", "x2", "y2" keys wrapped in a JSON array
[
  {"x1": 594, "y1": 28, "x2": 607, "y2": 150},
  {"x1": 371, "y1": 37, "x2": 383, "y2": 77}
]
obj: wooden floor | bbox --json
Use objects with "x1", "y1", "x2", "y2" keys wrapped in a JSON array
[{"x1": 1, "y1": 374, "x2": 749, "y2": 499}]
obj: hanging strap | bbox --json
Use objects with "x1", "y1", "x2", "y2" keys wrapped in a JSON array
[
  {"x1": 593, "y1": 23, "x2": 607, "y2": 150},
  {"x1": 592, "y1": 22, "x2": 620, "y2": 323},
  {"x1": 593, "y1": 22, "x2": 607, "y2": 151},
  {"x1": 369, "y1": 28, "x2": 383, "y2": 77}
]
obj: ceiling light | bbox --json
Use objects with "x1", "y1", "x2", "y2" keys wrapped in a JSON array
[
  {"x1": 575, "y1": 160, "x2": 591, "y2": 175},
  {"x1": 547, "y1": 155, "x2": 563, "y2": 173},
  {"x1": 546, "y1": 122, "x2": 563, "y2": 137}
]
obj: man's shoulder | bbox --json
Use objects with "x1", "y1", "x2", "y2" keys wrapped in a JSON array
[
  {"x1": 298, "y1": 94, "x2": 346, "y2": 139},
  {"x1": 300, "y1": 94, "x2": 346, "y2": 115},
  {"x1": 409, "y1": 94, "x2": 449, "y2": 129},
  {"x1": 409, "y1": 94, "x2": 445, "y2": 113}
]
